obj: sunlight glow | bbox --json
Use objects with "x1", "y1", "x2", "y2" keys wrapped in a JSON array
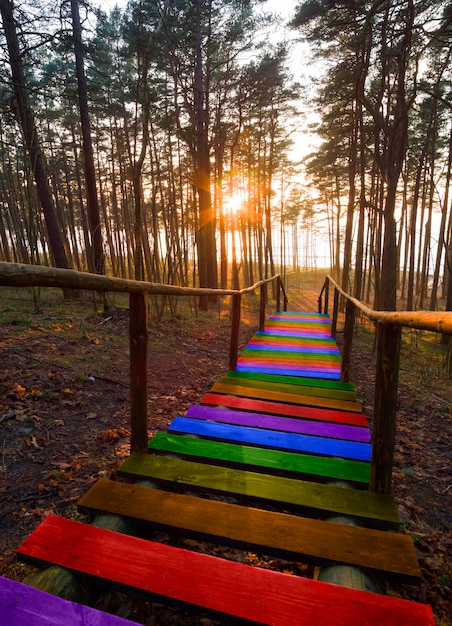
[{"x1": 223, "y1": 191, "x2": 243, "y2": 215}]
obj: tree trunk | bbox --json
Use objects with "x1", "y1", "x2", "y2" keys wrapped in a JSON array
[
  {"x1": 0, "y1": 0, "x2": 70, "y2": 270},
  {"x1": 70, "y1": 0, "x2": 104, "y2": 275}
]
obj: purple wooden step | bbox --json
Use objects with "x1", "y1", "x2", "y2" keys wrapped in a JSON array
[
  {"x1": 186, "y1": 404, "x2": 370, "y2": 443},
  {"x1": 0, "y1": 576, "x2": 136, "y2": 626}
]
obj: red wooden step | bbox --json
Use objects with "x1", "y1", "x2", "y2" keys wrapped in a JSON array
[
  {"x1": 0, "y1": 575, "x2": 136, "y2": 626},
  {"x1": 17, "y1": 516, "x2": 434, "y2": 626},
  {"x1": 201, "y1": 392, "x2": 368, "y2": 426}
]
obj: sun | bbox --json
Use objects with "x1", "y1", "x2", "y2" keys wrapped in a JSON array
[{"x1": 223, "y1": 191, "x2": 243, "y2": 215}]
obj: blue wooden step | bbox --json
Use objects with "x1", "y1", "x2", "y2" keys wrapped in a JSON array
[{"x1": 169, "y1": 416, "x2": 372, "y2": 462}]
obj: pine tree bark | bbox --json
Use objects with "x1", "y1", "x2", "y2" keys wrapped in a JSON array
[
  {"x1": 70, "y1": 0, "x2": 104, "y2": 275},
  {"x1": 0, "y1": 0, "x2": 70, "y2": 270}
]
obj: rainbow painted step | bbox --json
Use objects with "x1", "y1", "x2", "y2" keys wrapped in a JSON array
[
  {"x1": 200, "y1": 392, "x2": 369, "y2": 426},
  {"x1": 185, "y1": 404, "x2": 370, "y2": 442},
  {"x1": 220, "y1": 373, "x2": 357, "y2": 401},
  {"x1": 226, "y1": 369, "x2": 355, "y2": 392},
  {"x1": 16, "y1": 516, "x2": 434, "y2": 625},
  {"x1": 209, "y1": 381, "x2": 361, "y2": 412},
  {"x1": 118, "y1": 453, "x2": 399, "y2": 528},
  {"x1": 239, "y1": 313, "x2": 343, "y2": 378},
  {"x1": 169, "y1": 416, "x2": 371, "y2": 461},
  {"x1": 0, "y1": 576, "x2": 137, "y2": 626},
  {"x1": 148, "y1": 432, "x2": 371, "y2": 485},
  {"x1": 78, "y1": 478, "x2": 413, "y2": 577}
]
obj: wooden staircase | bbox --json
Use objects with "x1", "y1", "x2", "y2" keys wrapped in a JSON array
[{"x1": 5, "y1": 311, "x2": 435, "y2": 625}]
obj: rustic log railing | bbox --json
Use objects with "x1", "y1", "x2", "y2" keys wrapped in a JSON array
[
  {"x1": 318, "y1": 274, "x2": 452, "y2": 495},
  {"x1": 0, "y1": 261, "x2": 287, "y2": 453}
]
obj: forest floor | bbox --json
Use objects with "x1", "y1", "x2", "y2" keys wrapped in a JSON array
[{"x1": 0, "y1": 283, "x2": 451, "y2": 625}]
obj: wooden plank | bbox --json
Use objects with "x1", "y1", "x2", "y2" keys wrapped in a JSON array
[
  {"x1": 186, "y1": 404, "x2": 371, "y2": 442},
  {"x1": 221, "y1": 373, "x2": 357, "y2": 401},
  {"x1": 118, "y1": 453, "x2": 400, "y2": 528},
  {"x1": 79, "y1": 479, "x2": 417, "y2": 580},
  {"x1": 16, "y1": 516, "x2": 433, "y2": 625},
  {"x1": 241, "y1": 347, "x2": 342, "y2": 360},
  {"x1": 236, "y1": 364, "x2": 342, "y2": 379},
  {"x1": 248, "y1": 332, "x2": 339, "y2": 347},
  {"x1": 210, "y1": 381, "x2": 362, "y2": 413},
  {"x1": 226, "y1": 369, "x2": 356, "y2": 391},
  {"x1": 148, "y1": 432, "x2": 371, "y2": 485},
  {"x1": 201, "y1": 392, "x2": 369, "y2": 427},
  {"x1": 169, "y1": 416, "x2": 372, "y2": 462},
  {"x1": 0, "y1": 576, "x2": 136, "y2": 626}
]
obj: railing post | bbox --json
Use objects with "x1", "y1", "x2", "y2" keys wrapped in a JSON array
[
  {"x1": 276, "y1": 277, "x2": 281, "y2": 312},
  {"x1": 229, "y1": 293, "x2": 242, "y2": 371},
  {"x1": 129, "y1": 292, "x2": 149, "y2": 453},
  {"x1": 370, "y1": 322, "x2": 402, "y2": 494},
  {"x1": 341, "y1": 299, "x2": 355, "y2": 382},
  {"x1": 259, "y1": 282, "x2": 267, "y2": 331},
  {"x1": 323, "y1": 279, "x2": 329, "y2": 315},
  {"x1": 331, "y1": 288, "x2": 339, "y2": 339}
]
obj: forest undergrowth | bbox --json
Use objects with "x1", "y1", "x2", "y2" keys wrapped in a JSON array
[{"x1": 0, "y1": 282, "x2": 450, "y2": 625}]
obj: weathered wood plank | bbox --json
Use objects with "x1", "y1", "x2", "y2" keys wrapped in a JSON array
[
  {"x1": 201, "y1": 392, "x2": 369, "y2": 426},
  {"x1": 16, "y1": 516, "x2": 433, "y2": 624},
  {"x1": 148, "y1": 432, "x2": 371, "y2": 485},
  {"x1": 221, "y1": 373, "x2": 357, "y2": 401},
  {"x1": 210, "y1": 382, "x2": 362, "y2": 413},
  {"x1": 79, "y1": 479, "x2": 416, "y2": 580},
  {"x1": 169, "y1": 416, "x2": 372, "y2": 462},
  {"x1": 186, "y1": 405, "x2": 370, "y2": 442},
  {"x1": 0, "y1": 576, "x2": 136, "y2": 626},
  {"x1": 118, "y1": 453, "x2": 400, "y2": 528},
  {"x1": 236, "y1": 364, "x2": 342, "y2": 379},
  {"x1": 226, "y1": 369, "x2": 356, "y2": 392}
]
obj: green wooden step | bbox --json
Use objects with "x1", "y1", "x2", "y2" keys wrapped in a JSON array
[
  {"x1": 78, "y1": 478, "x2": 420, "y2": 582},
  {"x1": 227, "y1": 369, "x2": 355, "y2": 391},
  {"x1": 119, "y1": 453, "x2": 400, "y2": 529},
  {"x1": 148, "y1": 432, "x2": 371, "y2": 485},
  {"x1": 221, "y1": 374, "x2": 357, "y2": 401}
]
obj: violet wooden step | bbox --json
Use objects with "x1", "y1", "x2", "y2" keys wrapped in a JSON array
[
  {"x1": 16, "y1": 516, "x2": 434, "y2": 625},
  {"x1": 186, "y1": 404, "x2": 370, "y2": 442},
  {"x1": 0, "y1": 576, "x2": 136, "y2": 626}
]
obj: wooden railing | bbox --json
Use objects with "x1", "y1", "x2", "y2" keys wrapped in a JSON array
[
  {"x1": 318, "y1": 274, "x2": 452, "y2": 495},
  {"x1": 0, "y1": 262, "x2": 287, "y2": 453}
]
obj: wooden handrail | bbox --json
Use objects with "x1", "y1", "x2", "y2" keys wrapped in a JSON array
[
  {"x1": 320, "y1": 274, "x2": 452, "y2": 334},
  {"x1": 318, "y1": 274, "x2": 451, "y2": 495},
  {"x1": 0, "y1": 262, "x2": 278, "y2": 298},
  {"x1": 0, "y1": 261, "x2": 287, "y2": 452}
]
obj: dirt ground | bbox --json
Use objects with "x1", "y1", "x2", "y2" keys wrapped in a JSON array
[{"x1": 0, "y1": 288, "x2": 450, "y2": 624}]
